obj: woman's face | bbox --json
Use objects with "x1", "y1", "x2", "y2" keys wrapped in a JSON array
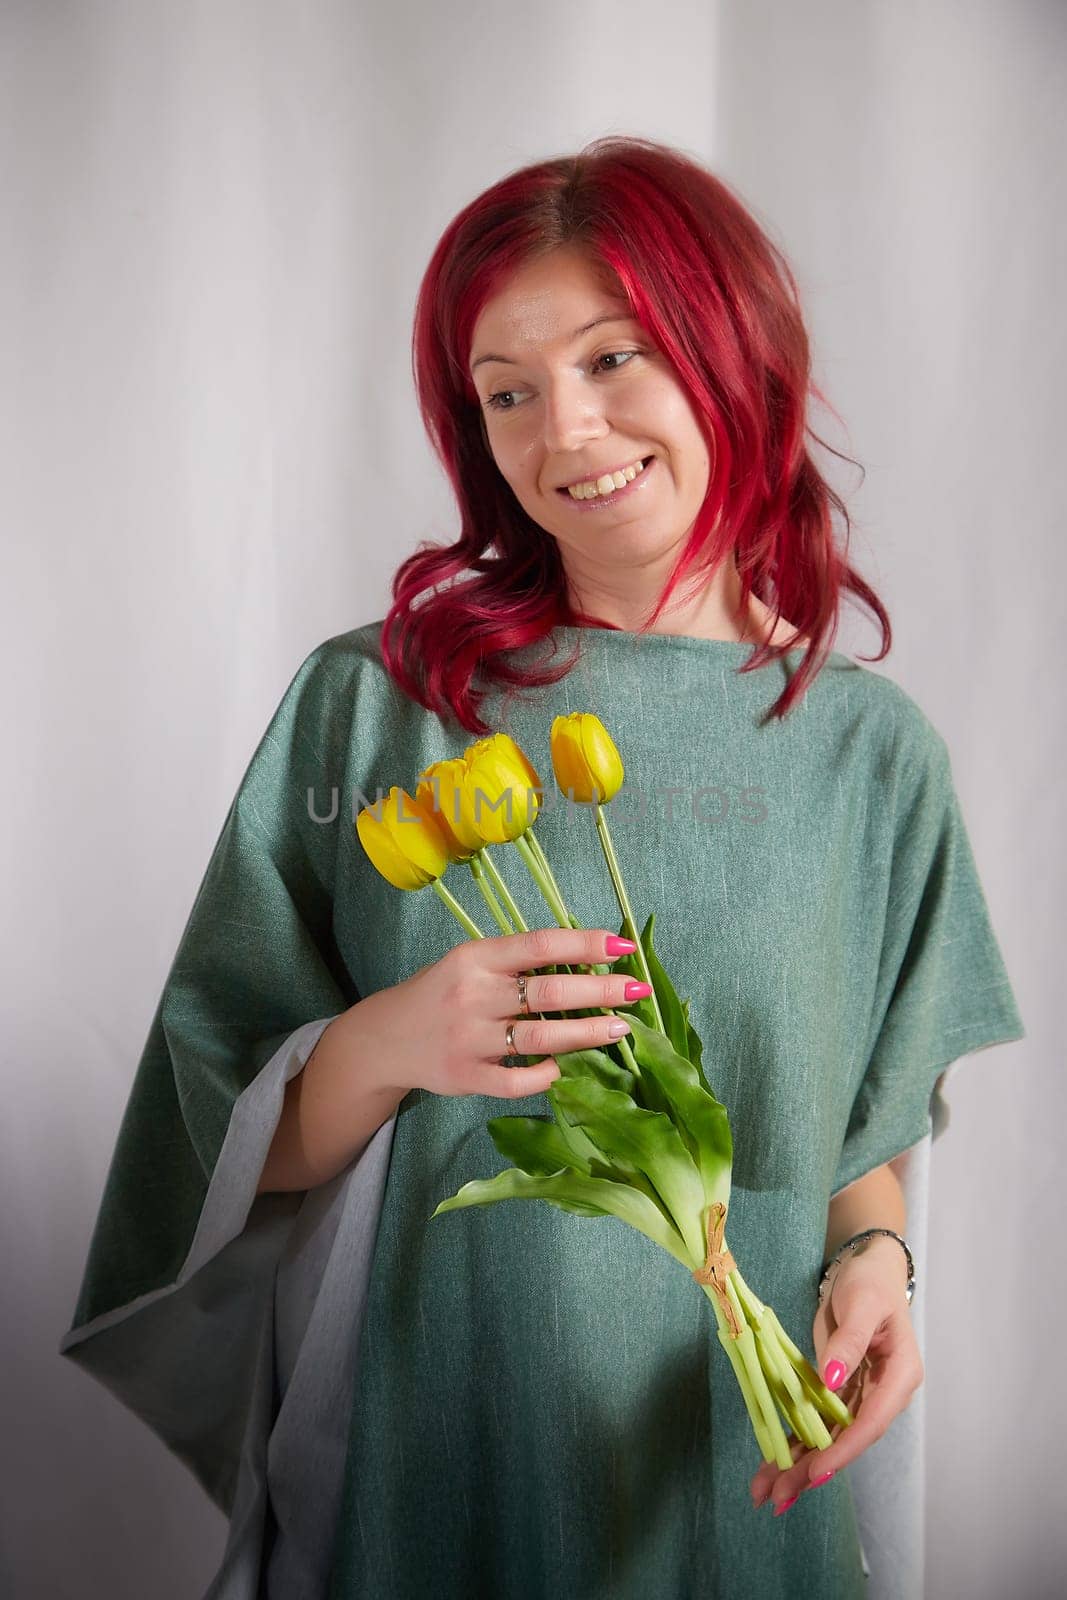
[{"x1": 468, "y1": 248, "x2": 712, "y2": 584}]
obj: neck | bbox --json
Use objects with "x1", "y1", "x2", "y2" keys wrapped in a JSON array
[{"x1": 565, "y1": 558, "x2": 788, "y2": 647}]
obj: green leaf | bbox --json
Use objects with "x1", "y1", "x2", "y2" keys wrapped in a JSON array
[
  {"x1": 550, "y1": 1086, "x2": 665, "y2": 1192},
  {"x1": 430, "y1": 1166, "x2": 695, "y2": 1269},
  {"x1": 555, "y1": 1043, "x2": 634, "y2": 1096},
  {"x1": 550, "y1": 1075, "x2": 707, "y2": 1262},
  {"x1": 617, "y1": 918, "x2": 711, "y2": 1096},
  {"x1": 549, "y1": 1099, "x2": 601, "y2": 1175},
  {"x1": 549, "y1": 1099, "x2": 649, "y2": 1187},
  {"x1": 625, "y1": 1013, "x2": 733, "y2": 1209},
  {"x1": 640, "y1": 912, "x2": 689, "y2": 1059},
  {"x1": 610, "y1": 921, "x2": 660, "y2": 1033},
  {"x1": 486, "y1": 1115, "x2": 584, "y2": 1176},
  {"x1": 681, "y1": 996, "x2": 708, "y2": 1082}
]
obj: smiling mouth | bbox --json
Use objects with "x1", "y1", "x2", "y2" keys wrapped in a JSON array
[{"x1": 556, "y1": 457, "x2": 654, "y2": 501}]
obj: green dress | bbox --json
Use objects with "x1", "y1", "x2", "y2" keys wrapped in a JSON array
[
  {"x1": 323, "y1": 623, "x2": 1023, "y2": 1599},
  {"x1": 59, "y1": 620, "x2": 1024, "y2": 1600}
]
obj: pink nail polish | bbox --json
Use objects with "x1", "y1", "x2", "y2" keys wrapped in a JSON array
[
  {"x1": 811, "y1": 1469, "x2": 835, "y2": 1487},
  {"x1": 824, "y1": 1360, "x2": 847, "y2": 1391},
  {"x1": 605, "y1": 935, "x2": 637, "y2": 955},
  {"x1": 624, "y1": 980, "x2": 652, "y2": 999},
  {"x1": 773, "y1": 1494, "x2": 798, "y2": 1517}
]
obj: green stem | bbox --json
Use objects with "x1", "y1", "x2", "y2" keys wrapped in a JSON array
[
  {"x1": 729, "y1": 1274, "x2": 845, "y2": 1444},
  {"x1": 559, "y1": 910, "x2": 639, "y2": 1074},
  {"x1": 703, "y1": 1289, "x2": 775, "y2": 1463},
  {"x1": 757, "y1": 1299, "x2": 853, "y2": 1431},
  {"x1": 469, "y1": 854, "x2": 515, "y2": 935},
  {"x1": 475, "y1": 848, "x2": 528, "y2": 932},
  {"x1": 513, "y1": 832, "x2": 570, "y2": 928},
  {"x1": 730, "y1": 1272, "x2": 850, "y2": 1429},
  {"x1": 511, "y1": 833, "x2": 642, "y2": 1081},
  {"x1": 721, "y1": 1328, "x2": 776, "y2": 1464},
  {"x1": 594, "y1": 804, "x2": 666, "y2": 1034},
  {"x1": 431, "y1": 878, "x2": 484, "y2": 940},
  {"x1": 525, "y1": 831, "x2": 574, "y2": 923},
  {"x1": 615, "y1": 1034, "x2": 641, "y2": 1080},
  {"x1": 752, "y1": 1323, "x2": 828, "y2": 1451},
  {"x1": 721, "y1": 1276, "x2": 793, "y2": 1470}
]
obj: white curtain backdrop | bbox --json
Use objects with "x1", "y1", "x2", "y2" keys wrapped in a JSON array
[{"x1": 3, "y1": 2, "x2": 1061, "y2": 1596}]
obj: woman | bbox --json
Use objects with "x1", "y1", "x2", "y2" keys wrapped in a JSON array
[{"x1": 61, "y1": 138, "x2": 1024, "y2": 1599}]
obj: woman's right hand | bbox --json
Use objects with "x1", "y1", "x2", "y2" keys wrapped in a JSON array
[
  {"x1": 362, "y1": 927, "x2": 648, "y2": 1101},
  {"x1": 258, "y1": 928, "x2": 649, "y2": 1194}
]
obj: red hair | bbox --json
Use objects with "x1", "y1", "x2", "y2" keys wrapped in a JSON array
[{"x1": 381, "y1": 135, "x2": 890, "y2": 733}]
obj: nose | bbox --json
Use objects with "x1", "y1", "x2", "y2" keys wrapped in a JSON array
[{"x1": 540, "y1": 374, "x2": 610, "y2": 456}]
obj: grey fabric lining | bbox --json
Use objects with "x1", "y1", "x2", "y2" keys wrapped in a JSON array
[
  {"x1": 851, "y1": 1132, "x2": 932, "y2": 1597},
  {"x1": 260, "y1": 1113, "x2": 396, "y2": 1597},
  {"x1": 59, "y1": 1018, "x2": 397, "y2": 1600}
]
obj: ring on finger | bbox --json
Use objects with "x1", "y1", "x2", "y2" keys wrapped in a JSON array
[{"x1": 516, "y1": 972, "x2": 529, "y2": 1016}]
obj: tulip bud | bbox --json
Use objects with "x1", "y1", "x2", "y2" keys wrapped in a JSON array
[
  {"x1": 490, "y1": 733, "x2": 542, "y2": 796},
  {"x1": 463, "y1": 733, "x2": 541, "y2": 844},
  {"x1": 550, "y1": 713, "x2": 625, "y2": 804},
  {"x1": 416, "y1": 759, "x2": 483, "y2": 862},
  {"x1": 355, "y1": 785, "x2": 451, "y2": 890}
]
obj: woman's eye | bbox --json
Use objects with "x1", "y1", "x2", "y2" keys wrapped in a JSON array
[
  {"x1": 483, "y1": 351, "x2": 639, "y2": 413},
  {"x1": 595, "y1": 350, "x2": 637, "y2": 373}
]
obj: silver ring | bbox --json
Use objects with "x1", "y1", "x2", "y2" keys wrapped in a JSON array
[
  {"x1": 516, "y1": 972, "x2": 529, "y2": 1015},
  {"x1": 505, "y1": 1020, "x2": 517, "y2": 1055}
]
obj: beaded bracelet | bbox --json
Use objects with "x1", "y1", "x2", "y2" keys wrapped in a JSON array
[{"x1": 817, "y1": 1227, "x2": 916, "y2": 1307}]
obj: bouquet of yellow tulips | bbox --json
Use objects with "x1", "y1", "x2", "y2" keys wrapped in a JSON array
[{"x1": 355, "y1": 715, "x2": 854, "y2": 1473}]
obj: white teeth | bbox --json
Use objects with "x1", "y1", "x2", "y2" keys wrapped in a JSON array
[{"x1": 567, "y1": 458, "x2": 647, "y2": 501}]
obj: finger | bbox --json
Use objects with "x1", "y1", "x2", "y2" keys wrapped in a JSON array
[
  {"x1": 750, "y1": 1435, "x2": 807, "y2": 1508},
  {"x1": 752, "y1": 1394, "x2": 865, "y2": 1512},
  {"x1": 768, "y1": 1461, "x2": 819, "y2": 1514},
  {"x1": 496, "y1": 969, "x2": 651, "y2": 1018},
  {"x1": 805, "y1": 1331, "x2": 923, "y2": 1485},
  {"x1": 483, "y1": 1058, "x2": 562, "y2": 1099},
  {"x1": 818, "y1": 1276, "x2": 892, "y2": 1395},
  {"x1": 495, "y1": 1012, "x2": 631, "y2": 1060},
  {"x1": 749, "y1": 1314, "x2": 854, "y2": 1510},
  {"x1": 479, "y1": 927, "x2": 636, "y2": 975},
  {"x1": 751, "y1": 1362, "x2": 871, "y2": 1511}
]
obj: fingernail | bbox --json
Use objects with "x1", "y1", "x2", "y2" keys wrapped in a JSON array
[
  {"x1": 623, "y1": 980, "x2": 652, "y2": 999},
  {"x1": 607, "y1": 1020, "x2": 631, "y2": 1038},
  {"x1": 824, "y1": 1360, "x2": 847, "y2": 1391},
  {"x1": 605, "y1": 935, "x2": 637, "y2": 955},
  {"x1": 811, "y1": 1469, "x2": 836, "y2": 1487},
  {"x1": 772, "y1": 1495, "x2": 798, "y2": 1517}
]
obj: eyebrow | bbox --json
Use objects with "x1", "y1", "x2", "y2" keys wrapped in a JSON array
[{"x1": 470, "y1": 313, "x2": 638, "y2": 374}]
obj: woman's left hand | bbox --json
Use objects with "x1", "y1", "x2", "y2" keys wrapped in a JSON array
[{"x1": 749, "y1": 1237, "x2": 925, "y2": 1515}]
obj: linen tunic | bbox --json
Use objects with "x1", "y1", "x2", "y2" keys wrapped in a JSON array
[{"x1": 59, "y1": 620, "x2": 1024, "y2": 1600}]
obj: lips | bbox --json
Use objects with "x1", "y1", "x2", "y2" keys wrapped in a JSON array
[{"x1": 555, "y1": 456, "x2": 653, "y2": 495}]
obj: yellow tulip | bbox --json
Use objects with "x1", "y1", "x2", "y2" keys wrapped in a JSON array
[
  {"x1": 550, "y1": 713, "x2": 625, "y2": 804},
  {"x1": 355, "y1": 785, "x2": 451, "y2": 890},
  {"x1": 415, "y1": 758, "x2": 483, "y2": 862},
  {"x1": 463, "y1": 733, "x2": 541, "y2": 844},
  {"x1": 491, "y1": 733, "x2": 542, "y2": 796}
]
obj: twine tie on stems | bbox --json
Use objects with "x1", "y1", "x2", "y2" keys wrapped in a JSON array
[{"x1": 692, "y1": 1202, "x2": 740, "y2": 1338}]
